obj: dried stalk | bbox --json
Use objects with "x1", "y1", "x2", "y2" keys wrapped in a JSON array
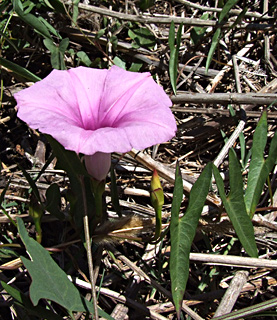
[
  {"x1": 176, "y1": 0, "x2": 272, "y2": 19},
  {"x1": 171, "y1": 92, "x2": 277, "y2": 105},
  {"x1": 170, "y1": 107, "x2": 277, "y2": 119},
  {"x1": 64, "y1": 1, "x2": 274, "y2": 30},
  {"x1": 189, "y1": 253, "x2": 277, "y2": 268},
  {"x1": 213, "y1": 271, "x2": 249, "y2": 317}
]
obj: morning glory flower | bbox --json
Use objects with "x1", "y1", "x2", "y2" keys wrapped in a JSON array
[{"x1": 15, "y1": 66, "x2": 176, "y2": 181}]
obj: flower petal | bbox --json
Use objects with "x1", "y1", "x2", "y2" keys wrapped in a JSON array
[{"x1": 15, "y1": 66, "x2": 176, "y2": 155}]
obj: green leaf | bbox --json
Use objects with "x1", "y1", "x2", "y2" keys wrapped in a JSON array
[
  {"x1": 245, "y1": 112, "x2": 277, "y2": 217},
  {"x1": 128, "y1": 27, "x2": 156, "y2": 49},
  {"x1": 72, "y1": 0, "x2": 80, "y2": 24},
  {"x1": 43, "y1": 38, "x2": 69, "y2": 70},
  {"x1": 13, "y1": 0, "x2": 52, "y2": 40},
  {"x1": 44, "y1": 0, "x2": 67, "y2": 14},
  {"x1": 206, "y1": 27, "x2": 221, "y2": 73},
  {"x1": 213, "y1": 296, "x2": 277, "y2": 320},
  {"x1": 128, "y1": 62, "x2": 143, "y2": 72},
  {"x1": 45, "y1": 135, "x2": 94, "y2": 229},
  {"x1": 45, "y1": 183, "x2": 64, "y2": 220},
  {"x1": 206, "y1": 0, "x2": 238, "y2": 72},
  {"x1": 1, "y1": 281, "x2": 64, "y2": 320},
  {"x1": 59, "y1": 37, "x2": 69, "y2": 52},
  {"x1": 191, "y1": 13, "x2": 209, "y2": 45},
  {"x1": 170, "y1": 162, "x2": 212, "y2": 316},
  {"x1": 227, "y1": 6, "x2": 248, "y2": 32},
  {"x1": 169, "y1": 21, "x2": 183, "y2": 95},
  {"x1": 139, "y1": 0, "x2": 155, "y2": 11},
  {"x1": 0, "y1": 57, "x2": 41, "y2": 82},
  {"x1": 17, "y1": 218, "x2": 113, "y2": 319},
  {"x1": 218, "y1": 0, "x2": 239, "y2": 24},
  {"x1": 77, "y1": 51, "x2": 92, "y2": 67},
  {"x1": 213, "y1": 150, "x2": 258, "y2": 257},
  {"x1": 110, "y1": 164, "x2": 121, "y2": 217},
  {"x1": 39, "y1": 16, "x2": 61, "y2": 38},
  {"x1": 19, "y1": 165, "x2": 41, "y2": 203},
  {"x1": 168, "y1": 21, "x2": 175, "y2": 51},
  {"x1": 113, "y1": 56, "x2": 126, "y2": 69},
  {"x1": 169, "y1": 162, "x2": 183, "y2": 316}
]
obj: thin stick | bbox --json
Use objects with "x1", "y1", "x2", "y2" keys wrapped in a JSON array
[
  {"x1": 170, "y1": 92, "x2": 277, "y2": 105},
  {"x1": 189, "y1": 253, "x2": 277, "y2": 268},
  {"x1": 64, "y1": 1, "x2": 274, "y2": 30},
  {"x1": 80, "y1": 176, "x2": 99, "y2": 320},
  {"x1": 176, "y1": 0, "x2": 272, "y2": 19},
  {"x1": 213, "y1": 270, "x2": 249, "y2": 317}
]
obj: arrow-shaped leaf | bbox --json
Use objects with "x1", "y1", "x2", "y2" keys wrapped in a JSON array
[
  {"x1": 170, "y1": 162, "x2": 212, "y2": 317},
  {"x1": 245, "y1": 112, "x2": 277, "y2": 217},
  {"x1": 17, "y1": 218, "x2": 113, "y2": 319},
  {"x1": 213, "y1": 149, "x2": 258, "y2": 257}
]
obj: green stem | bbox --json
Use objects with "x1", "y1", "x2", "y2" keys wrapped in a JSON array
[{"x1": 90, "y1": 178, "x2": 105, "y2": 225}]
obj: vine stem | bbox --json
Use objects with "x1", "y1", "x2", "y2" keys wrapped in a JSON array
[{"x1": 80, "y1": 176, "x2": 99, "y2": 320}]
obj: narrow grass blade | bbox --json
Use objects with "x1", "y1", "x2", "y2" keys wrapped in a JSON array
[
  {"x1": 19, "y1": 165, "x2": 41, "y2": 203},
  {"x1": 170, "y1": 162, "x2": 184, "y2": 317},
  {"x1": 206, "y1": 0, "x2": 238, "y2": 72},
  {"x1": 169, "y1": 21, "x2": 182, "y2": 95},
  {"x1": 218, "y1": 0, "x2": 239, "y2": 23},
  {"x1": 170, "y1": 162, "x2": 212, "y2": 317},
  {"x1": 191, "y1": 12, "x2": 209, "y2": 45},
  {"x1": 213, "y1": 150, "x2": 258, "y2": 257},
  {"x1": 205, "y1": 27, "x2": 221, "y2": 73},
  {"x1": 245, "y1": 112, "x2": 277, "y2": 217},
  {"x1": 0, "y1": 57, "x2": 41, "y2": 82},
  {"x1": 213, "y1": 297, "x2": 277, "y2": 320}
]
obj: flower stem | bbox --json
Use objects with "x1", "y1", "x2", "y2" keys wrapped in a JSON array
[
  {"x1": 90, "y1": 179, "x2": 105, "y2": 225},
  {"x1": 80, "y1": 176, "x2": 99, "y2": 320}
]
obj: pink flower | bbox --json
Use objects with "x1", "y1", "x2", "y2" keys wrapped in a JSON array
[{"x1": 15, "y1": 66, "x2": 176, "y2": 180}]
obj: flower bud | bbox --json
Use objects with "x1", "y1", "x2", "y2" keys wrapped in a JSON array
[
  {"x1": 150, "y1": 169, "x2": 164, "y2": 211},
  {"x1": 84, "y1": 152, "x2": 111, "y2": 181}
]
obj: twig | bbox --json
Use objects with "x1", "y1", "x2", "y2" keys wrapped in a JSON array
[
  {"x1": 69, "y1": 275, "x2": 170, "y2": 320},
  {"x1": 213, "y1": 117, "x2": 245, "y2": 167},
  {"x1": 171, "y1": 92, "x2": 277, "y2": 105},
  {"x1": 64, "y1": 2, "x2": 227, "y2": 27},
  {"x1": 176, "y1": 0, "x2": 272, "y2": 19},
  {"x1": 170, "y1": 107, "x2": 277, "y2": 119},
  {"x1": 213, "y1": 271, "x2": 249, "y2": 317},
  {"x1": 64, "y1": 2, "x2": 275, "y2": 30},
  {"x1": 189, "y1": 253, "x2": 277, "y2": 268}
]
